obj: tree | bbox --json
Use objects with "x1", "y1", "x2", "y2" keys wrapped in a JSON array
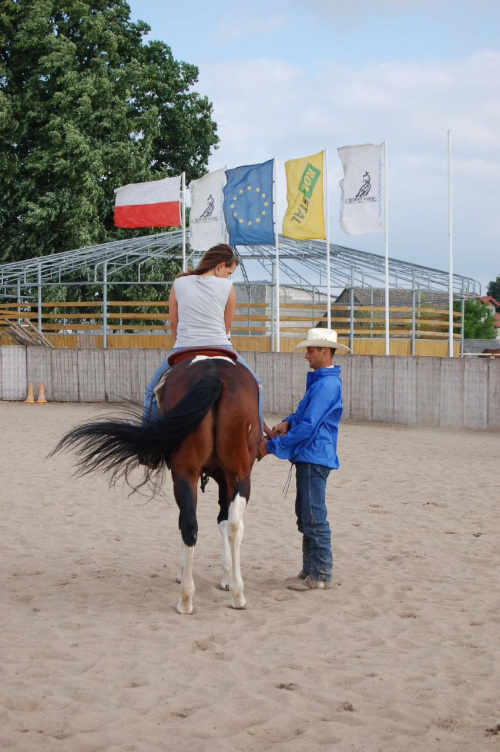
[
  {"x1": 0, "y1": 0, "x2": 218, "y2": 263},
  {"x1": 486, "y1": 275, "x2": 500, "y2": 303},
  {"x1": 454, "y1": 299, "x2": 497, "y2": 339}
]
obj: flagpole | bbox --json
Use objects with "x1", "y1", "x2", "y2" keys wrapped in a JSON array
[
  {"x1": 447, "y1": 130, "x2": 454, "y2": 358},
  {"x1": 324, "y1": 149, "x2": 331, "y2": 329},
  {"x1": 181, "y1": 172, "x2": 187, "y2": 272},
  {"x1": 273, "y1": 157, "x2": 280, "y2": 352},
  {"x1": 384, "y1": 141, "x2": 389, "y2": 356}
]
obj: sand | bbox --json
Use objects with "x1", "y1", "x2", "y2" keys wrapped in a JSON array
[{"x1": 0, "y1": 401, "x2": 499, "y2": 752}]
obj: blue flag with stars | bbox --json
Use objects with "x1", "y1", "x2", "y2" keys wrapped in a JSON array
[{"x1": 223, "y1": 160, "x2": 274, "y2": 245}]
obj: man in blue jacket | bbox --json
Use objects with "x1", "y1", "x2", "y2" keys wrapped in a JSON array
[{"x1": 259, "y1": 328, "x2": 349, "y2": 591}]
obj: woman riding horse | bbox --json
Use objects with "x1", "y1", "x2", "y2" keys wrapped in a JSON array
[
  {"x1": 143, "y1": 244, "x2": 262, "y2": 428},
  {"x1": 53, "y1": 244, "x2": 262, "y2": 614}
]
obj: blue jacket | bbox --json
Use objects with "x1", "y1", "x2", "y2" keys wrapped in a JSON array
[{"x1": 266, "y1": 366, "x2": 343, "y2": 469}]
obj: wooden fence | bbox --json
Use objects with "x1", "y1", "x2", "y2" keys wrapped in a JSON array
[
  {"x1": 2, "y1": 348, "x2": 498, "y2": 430},
  {"x1": 0, "y1": 300, "x2": 462, "y2": 356}
]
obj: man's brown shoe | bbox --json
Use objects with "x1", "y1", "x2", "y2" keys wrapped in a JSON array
[{"x1": 287, "y1": 575, "x2": 332, "y2": 591}]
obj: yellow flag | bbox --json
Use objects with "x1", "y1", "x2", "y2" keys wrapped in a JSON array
[{"x1": 282, "y1": 151, "x2": 325, "y2": 240}]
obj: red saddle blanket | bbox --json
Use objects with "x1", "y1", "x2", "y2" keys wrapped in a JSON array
[{"x1": 167, "y1": 347, "x2": 238, "y2": 367}]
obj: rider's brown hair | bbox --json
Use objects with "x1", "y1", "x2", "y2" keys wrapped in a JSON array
[{"x1": 178, "y1": 244, "x2": 239, "y2": 277}]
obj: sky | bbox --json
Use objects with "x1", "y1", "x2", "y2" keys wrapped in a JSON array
[{"x1": 127, "y1": 0, "x2": 500, "y2": 294}]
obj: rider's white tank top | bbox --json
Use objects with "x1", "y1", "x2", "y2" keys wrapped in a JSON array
[{"x1": 173, "y1": 275, "x2": 232, "y2": 348}]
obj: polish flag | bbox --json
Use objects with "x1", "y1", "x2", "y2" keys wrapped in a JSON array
[{"x1": 114, "y1": 176, "x2": 181, "y2": 228}]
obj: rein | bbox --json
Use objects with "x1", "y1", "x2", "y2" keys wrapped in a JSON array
[{"x1": 263, "y1": 422, "x2": 276, "y2": 439}]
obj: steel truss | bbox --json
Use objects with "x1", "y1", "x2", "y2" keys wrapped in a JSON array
[{"x1": 0, "y1": 230, "x2": 479, "y2": 298}]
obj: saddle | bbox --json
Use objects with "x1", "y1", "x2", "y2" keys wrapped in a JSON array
[
  {"x1": 167, "y1": 346, "x2": 238, "y2": 367},
  {"x1": 155, "y1": 347, "x2": 239, "y2": 410}
]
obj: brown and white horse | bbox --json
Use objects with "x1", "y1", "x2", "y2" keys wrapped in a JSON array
[{"x1": 53, "y1": 351, "x2": 260, "y2": 614}]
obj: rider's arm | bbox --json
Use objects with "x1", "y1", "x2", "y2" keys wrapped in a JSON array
[
  {"x1": 169, "y1": 285, "x2": 178, "y2": 340},
  {"x1": 224, "y1": 285, "x2": 236, "y2": 335}
]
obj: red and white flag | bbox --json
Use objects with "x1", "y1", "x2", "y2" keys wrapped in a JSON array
[{"x1": 114, "y1": 176, "x2": 181, "y2": 228}]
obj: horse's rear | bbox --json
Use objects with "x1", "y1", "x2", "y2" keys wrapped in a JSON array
[
  {"x1": 52, "y1": 354, "x2": 260, "y2": 615},
  {"x1": 163, "y1": 357, "x2": 260, "y2": 613}
]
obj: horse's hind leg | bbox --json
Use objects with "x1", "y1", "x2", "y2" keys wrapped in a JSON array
[
  {"x1": 227, "y1": 478, "x2": 250, "y2": 609},
  {"x1": 176, "y1": 540, "x2": 184, "y2": 584},
  {"x1": 214, "y1": 472, "x2": 231, "y2": 591},
  {"x1": 173, "y1": 475, "x2": 198, "y2": 615},
  {"x1": 177, "y1": 543, "x2": 194, "y2": 615},
  {"x1": 218, "y1": 520, "x2": 231, "y2": 591}
]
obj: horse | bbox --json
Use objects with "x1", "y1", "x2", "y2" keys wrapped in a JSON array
[
  {"x1": 52, "y1": 349, "x2": 261, "y2": 614},
  {"x1": 355, "y1": 171, "x2": 371, "y2": 199}
]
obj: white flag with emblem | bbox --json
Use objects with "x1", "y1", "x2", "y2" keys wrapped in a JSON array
[
  {"x1": 338, "y1": 144, "x2": 384, "y2": 234},
  {"x1": 189, "y1": 167, "x2": 229, "y2": 250}
]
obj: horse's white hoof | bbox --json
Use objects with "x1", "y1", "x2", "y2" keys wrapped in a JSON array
[
  {"x1": 220, "y1": 580, "x2": 230, "y2": 591},
  {"x1": 231, "y1": 593, "x2": 246, "y2": 609},
  {"x1": 176, "y1": 571, "x2": 182, "y2": 584},
  {"x1": 176, "y1": 599, "x2": 193, "y2": 615}
]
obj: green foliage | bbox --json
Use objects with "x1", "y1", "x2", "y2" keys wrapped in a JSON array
[
  {"x1": 486, "y1": 276, "x2": 500, "y2": 303},
  {"x1": 454, "y1": 298, "x2": 497, "y2": 339},
  {"x1": 0, "y1": 0, "x2": 218, "y2": 263}
]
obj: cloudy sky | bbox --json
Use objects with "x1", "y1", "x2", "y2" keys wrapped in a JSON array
[{"x1": 128, "y1": 0, "x2": 500, "y2": 293}]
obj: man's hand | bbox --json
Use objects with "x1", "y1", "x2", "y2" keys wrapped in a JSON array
[
  {"x1": 257, "y1": 438, "x2": 269, "y2": 461},
  {"x1": 272, "y1": 420, "x2": 290, "y2": 437}
]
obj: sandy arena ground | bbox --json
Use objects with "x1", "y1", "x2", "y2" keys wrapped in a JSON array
[{"x1": 0, "y1": 401, "x2": 499, "y2": 752}]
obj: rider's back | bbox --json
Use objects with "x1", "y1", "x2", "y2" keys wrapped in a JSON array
[{"x1": 174, "y1": 275, "x2": 232, "y2": 348}]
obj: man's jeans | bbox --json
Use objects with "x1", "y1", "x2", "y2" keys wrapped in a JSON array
[
  {"x1": 143, "y1": 345, "x2": 263, "y2": 430},
  {"x1": 295, "y1": 462, "x2": 333, "y2": 582}
]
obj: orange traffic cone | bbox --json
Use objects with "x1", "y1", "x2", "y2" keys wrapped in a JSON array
[
  {"x1": 24, "y1": 382, "x2": 35, "y2": 404},
  {"x1": 36, "y1": 382, "x2": 48, "y2": 404}
]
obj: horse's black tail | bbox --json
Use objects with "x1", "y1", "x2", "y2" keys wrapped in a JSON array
[{"x1": 51, "y1": 371, "x2": 223, "y2": 491}]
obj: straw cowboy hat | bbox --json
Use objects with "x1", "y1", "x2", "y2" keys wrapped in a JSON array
[{"x1": 294, "y1": 327, "x2": 351, "y2": 353}]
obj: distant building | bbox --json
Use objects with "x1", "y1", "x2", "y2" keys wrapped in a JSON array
[
  {"x1": 334, "y1": 288, "x2": 451, "y2": 308},
  {"x1": 312, "y1": 287, "x2": 458, "y2": 338},
  {"x1": 479, "y1": 296, "x2": 500, "y2": 340},
  {"x1": 234, "y1": 283, "x2": 326, "y2": 337}
]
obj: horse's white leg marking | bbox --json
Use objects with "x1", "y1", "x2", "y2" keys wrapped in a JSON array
[
  {"x1": 176, "y1": 540, "x2": 195, "y2": 615},
  {"x1": 218, "y1": 520, "x2": 231, "y2": 591},
  {"x1": 176, "y1": 539, "x2": 184, "y2": 584},
  {"x1": 228, "y1": 493, "x2": 247, "y2": 609}
]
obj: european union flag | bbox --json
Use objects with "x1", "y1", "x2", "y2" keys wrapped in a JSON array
[{"x1": 223, "y1": 160, "x2": 275, "y2": 245}]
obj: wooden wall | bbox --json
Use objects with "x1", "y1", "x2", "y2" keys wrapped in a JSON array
[{"x1": 1, "y1": 347, "x2": 498, "y2": 431}]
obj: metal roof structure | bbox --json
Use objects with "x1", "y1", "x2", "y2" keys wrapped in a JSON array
[{"x1": 0, "y1": 230, "x2": 480, "y2": 298}]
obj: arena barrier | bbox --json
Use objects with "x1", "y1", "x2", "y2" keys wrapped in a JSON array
[{"x1": 1, "y1": 346, "x2": 498, "y2": 431}]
